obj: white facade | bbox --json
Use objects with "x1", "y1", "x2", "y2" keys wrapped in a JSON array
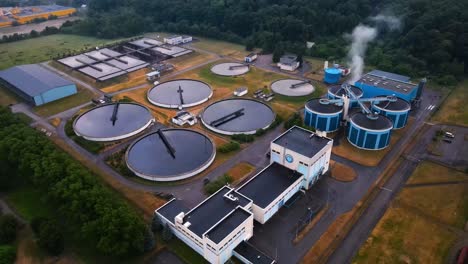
[
  {"x1": 156, "y1": 188, "x2": 254, "y2": 264},
  {"x1": 270, "y1": 127, "x2": 333, "y2": 190},
  {"x1": 164, "y1": 35, "x2": 183, "y2": 45},
  {"x1": 244, "y1": 54, "x2": 257, "y2": 63},
  {"x1": 182, "y1": 36, "x2": 193, "y2": 43},
  {"x1": 277, "y1": 61, "x2": 300, "y2": 71}
]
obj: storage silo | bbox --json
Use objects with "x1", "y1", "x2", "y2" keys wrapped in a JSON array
[
  {"x1": 327, "y1": 84, "x2": 363, "y2": 108},
  {"x1": 304, "y1": 99, "x2": 343, "y2": 132},
  {"x1": 372, "y1": 97, "x2": 411, "y2": 129},
  {"x1": 324, "y1": 68, "x2": 342, "y2": 84},
  {"x1": 347, "y1": 113, "x2": 393, "y2": 150}
]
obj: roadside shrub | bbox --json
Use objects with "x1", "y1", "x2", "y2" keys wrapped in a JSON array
[
  {"x1": 37, "y1": 220, "x2": 64, "y2": 256},
  {"x1": 204, "y1": 174, "x2": 233, "y2": 195},
  {"x1": 217, "y1": 141, "x2": 240, "y2": 153},
  {"x1": 0, "y1": 215, "x2": 18, "y2": 244},
  {"x1": 143, "y1": 227, "x2": 156, "y2": 252},
  {"x1": 30, "y1": 217, "x2": 47, "y2": 234},
  {"x1": 0, "y1": 245, "x2": 16, "y2": 264},
  {"x1": 151, "y1": 214, "x2": 163, "y2": 232},
  {"x1": 162, "y1": 224, "x2": 173, "y2": 242},
  {"x1": 231, "y1": 134, "x2": 255, "y2": 143}
]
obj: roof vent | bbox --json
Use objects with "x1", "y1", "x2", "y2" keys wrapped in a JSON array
[
  {"x1": 175, "y1": 212, "x2": 185, "y2": 224},
  {"x1": 225, "y1": 193, "x2": 239, "y2": 202},
  {"x1": 183, "y1": 222, "x2": 191, "y2": 228}
]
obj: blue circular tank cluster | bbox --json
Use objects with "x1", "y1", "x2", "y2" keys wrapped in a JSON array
[
  {"x1": 324, "y1": 68, "x2": 341, "y2": 84},
  {"x1": 327, "y1": 85, "x2": 363, "y2": 108},
  {"x1": 304, "y1": 99, "x2": 343, "y2": 132},
  {"x1": 372, "y1": 97, "x2": 411, "y2": 129},
  {"x1": 347, "y1": 113, "x2": 393, "y2": 150}
]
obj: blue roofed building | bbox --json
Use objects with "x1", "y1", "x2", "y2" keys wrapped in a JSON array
[
  {"x1": 354, "y1": 70, "x2": 422, "y2": 102},
  {"x1": 0, "y1": 64, "x2": 77, "y2": 106}
]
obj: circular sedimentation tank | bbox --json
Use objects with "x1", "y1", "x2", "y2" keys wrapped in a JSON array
[
  {"x1": 270, "y1": 79, "x2": 315, "y2": 96},
  {"x1": 324, "y1": 68, "x2": 342, "y2": 84},
  {"x1": 147, "y1": 79, "x2": 212, "y2": 109},
  {"x1": 201, "y1": 98, "x2": 275, "y2": 135},
  {"x1": 304, "y1": 99, "x2": 343, "y2": 132},
  {"x1": 210, "y1": 62, "x2": 250, "y2": 76},
  {"x1": 73, "y1": 102, "x2": 154, "y2": 142},
  {"x1": 347, "y1": 112, "x2": 393, "y2": 150},
  {"x1": 372, "y1": 96, "x2": 411, "y2": 129},
  {"x1": 126, "y1": 129, "x2": 215, "y2": 181},
  {"x1": 328, "y1": 84, "x2": 363, "y2": 108}
]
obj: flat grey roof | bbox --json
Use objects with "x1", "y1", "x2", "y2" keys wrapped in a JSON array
[
  {"x1": 357, "y1": 74, "x2": 417, "y2": 95},
  {"x1": 280, "y1": 55, "x2": 298, "y2": 65},
  {"x1": 237, "y1": 162, "x2": 303, "y2": 208},
  {"x1": 273, "y1": 126, "x2": 332, "y2": 158},
  {"x1": 157, "y1": 199, "x2": 190, "y2": 224},
  {"x1": 234, "y1": 241, "x2": 275, "y2": 264},
  {"x1": 152, "y1": 45, "x2": 192, "y2": 57},
  {"x1": 0, "y1": 64, "x2": 74, "y2": 96},
  {"x1": 184, "y1": 186, "x2": 251, "y2": 238},
  {"x1": 206, "y1": 208, "x2": 251, "y2": 244},
  {"x1": 129, "y1": 38, "x2": 163, "y2": 49},
  {"x1": 58, "y1": 54, "x2": 97, "y2": 68},
  {"x1": 367, "y1": 70, "x2": 410, "y2": 82},
  {"x1": 78, "y1": 63, "x2": 125, "y2": 81}
]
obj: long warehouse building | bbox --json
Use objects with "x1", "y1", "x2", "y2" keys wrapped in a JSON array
[{"x1": 0, "y1": 64, "x2": 77, "y2": 106}]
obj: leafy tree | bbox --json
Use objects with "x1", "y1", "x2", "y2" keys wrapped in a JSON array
[
  {"x1": 0, "y1": 245, "x2": 16, "y2": 264},
  {"x1": 151, "y1": 214, "x2": 163, "y2": 232},
  {"x1": 161, "y1": 224, "x2": 173, "y2": 242},
  {"x1": 37, "y1": 220, "x2": 64, "y2": 256},
  {"x1": 0, "y1": 215, "x2": 18, "y2": 244},
  {"x1": 143, "y1": 227, "x2": 155, "y2": 252}
]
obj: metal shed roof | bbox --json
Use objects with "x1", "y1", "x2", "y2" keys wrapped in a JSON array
[{"x1": 0, "y1": 64, "x2": 74, "y2": 97}]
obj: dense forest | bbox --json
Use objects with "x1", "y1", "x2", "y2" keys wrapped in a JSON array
[
  {"x1": 0, "y1": 107, "x2": 153, "y2": 257},
  {"x1": 62, "y1": 0, "x2": 467, "y2": 84}
]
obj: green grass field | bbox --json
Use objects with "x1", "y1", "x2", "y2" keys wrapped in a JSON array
[
  {"x1": 33, "y1": 88, "x2": 94, "y2": 117},
  {"x1": 6, "y1": 186, "x2": 54, "y2": 222},
  {"x1": 432, "y1": 80, "x2": 468, "y2": 126},
  {"x1": 354, "y1": 162, "x2": 467, "y2": 264},
  {"x1": 0, "y1": 34, "x2": 128, "y2": 70}
]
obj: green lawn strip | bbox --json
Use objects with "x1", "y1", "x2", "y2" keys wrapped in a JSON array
[
  {"x1": 33, "y1": 88, "x2": 94, "y2": 118},
  {"x1": 0, "y1": 34, "x2": 129, "y2": 70}
]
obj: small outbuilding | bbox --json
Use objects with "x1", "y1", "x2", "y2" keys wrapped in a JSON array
[
  {"x1": 244, "y1": 53, "x2": 257, "y2": 63},
  {"x1": 0, "y1": 64, "x2": 77, "y2": 106},
  {"x1": 277, "y1": 54, "x2": 300, "y2": 71},
  {"x1": 234, "y1": 87, "x2": 248, "y2": 97}
]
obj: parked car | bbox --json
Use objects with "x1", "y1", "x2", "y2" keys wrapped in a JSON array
[{"x1": 445, "y1": 131, "x2": 455, "y2": 138}]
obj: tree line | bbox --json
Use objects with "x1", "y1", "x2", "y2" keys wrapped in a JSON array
[
  {"x1": 62, "y1": 0, "x2": 466, "y2": 83},
  {"x1": 0, "y1": 107, "x2": 151, "y2": 257}
]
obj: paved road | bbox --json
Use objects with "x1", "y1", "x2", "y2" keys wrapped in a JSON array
[
  {"x1": 327, "y1": 123, "x2": 441, "y2": 262},
  {"x1": 10, "y1": 103, "x2": 56, "y2": 132}
]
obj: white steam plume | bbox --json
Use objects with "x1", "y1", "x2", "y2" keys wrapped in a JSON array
[
  {"x1": 346, "y1": 15, "x2": 400, "y2": 84},
  {"x1": 370, "y1": 14, "x2": 401, "y2": 30},
  {"x1": 347, "y1": 25, "x2": 377, "y2": 83}
]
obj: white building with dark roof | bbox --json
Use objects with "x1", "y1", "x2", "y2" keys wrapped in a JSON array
[
  {"x1": 155, "y1": 126, "x2": 332, "y2": 264},
  {"x1": 277, "y1": 55, "x2": 300, "y2": 71}
]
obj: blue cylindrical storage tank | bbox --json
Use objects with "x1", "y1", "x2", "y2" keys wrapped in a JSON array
[
  {"x1": 347, "y1": 113, "x2": 393, "y2": 150},
  {"x1": 304, "y1": 99, "x2": 343, "y2": 132},
  {"x1": 327, "y1": 84, "x2": 363, "y2": 108},
  {"x1": 372, "y1": 97, "x2": 411, "y2": 129},
  {"x1": 324, "y1": 68, "x2": 342, "y2": 84}
]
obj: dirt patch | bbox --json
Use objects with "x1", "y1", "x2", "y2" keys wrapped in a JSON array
[
  {"x1": 49, "y1": 117, "x2": 61, "y2": 127},
  {"x1": 166, "y1": 51, "x2": 217, "y2": 71},
  {"x1": 101, "y1": 69, "x2": 150, "y2": 94},
  {"x1": 330, "y1": 162, "x2": 357, "y2": 182},
  {"x1": 227, "y1": 162, "x2": 256, "y2": 186},
  {"x1": 302, "y1": 211, "x2": 353, "y2": 264}
]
